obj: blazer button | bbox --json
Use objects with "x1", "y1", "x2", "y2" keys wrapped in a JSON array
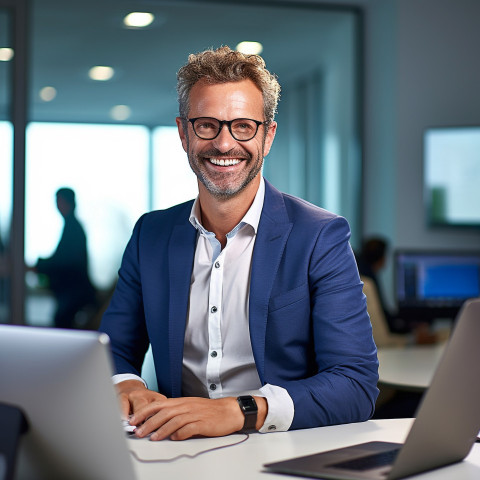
[{"x1": 214, "y1": 261, "x2": 220, "y2": 268}]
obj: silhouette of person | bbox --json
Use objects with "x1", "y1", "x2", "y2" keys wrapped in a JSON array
[
  {"x1": 355, "y1": 236, "x2": 409, "y2": 333},
  {"x1": 34, "y1": 188, "x2": 96, "y2": 329},
  {"x1": 356, "y1": 237, "x2": 390, "y2": 305},
  {"x1": 356, "y1": 237, "x2": 437, "y2": 342}
]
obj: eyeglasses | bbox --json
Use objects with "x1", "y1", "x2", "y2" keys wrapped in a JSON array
[{"x1": 186, "y1": 117, "x2": 266, "y2": 142}]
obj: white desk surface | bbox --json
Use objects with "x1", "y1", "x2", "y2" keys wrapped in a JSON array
[
  {"x1": 127, "y1": 418, "x2": 480, "y2": 479},
  {"x1": 377, "y1": 343, "x2": 445, "y2": 391}
]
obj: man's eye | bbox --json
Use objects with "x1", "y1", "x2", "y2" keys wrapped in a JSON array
[
  {"x1": 198, "y1": 122, "x2": 215, "y2": 129},
  {"x1": 234, "y1": 122, "x2": 254, "y2": 131}
]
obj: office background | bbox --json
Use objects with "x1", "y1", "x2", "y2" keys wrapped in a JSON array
[{"x1": 1, "y1": 0, "x2": 479, "y2": 326}]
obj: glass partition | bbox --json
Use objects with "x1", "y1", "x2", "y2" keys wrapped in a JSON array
[
  {"x1": 24, "y1": 0, "x2": 363, "y2": 327},
  {"x1": 0, "y1": 8, "x2": 13, "y2": 323}
]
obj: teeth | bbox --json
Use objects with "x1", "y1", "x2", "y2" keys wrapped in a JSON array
[{"x1": 209, "y1": 158, "x2": 241, "y2": 166}]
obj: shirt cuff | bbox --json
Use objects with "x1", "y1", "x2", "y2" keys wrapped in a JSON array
[
  {"x1": 112, "y1": 373, "x2": 148, "y2": 388},
  {"x1": 257, "y1": 383, "x2": 294, "y2": 433}
]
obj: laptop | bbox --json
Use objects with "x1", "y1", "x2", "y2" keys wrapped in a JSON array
[
  {"x1": 0, "y1": 325, "x2": 137, "y2": 480},
  {"x1": 264, "y1": 298, "x2": 480, "y2": 480}
]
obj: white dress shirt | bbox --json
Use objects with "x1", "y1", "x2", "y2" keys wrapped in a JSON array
[{"x1": 114, "y1": 178, "x2": 294, "y2": 432}]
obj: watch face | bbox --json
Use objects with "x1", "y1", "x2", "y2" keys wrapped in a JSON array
[{"x1": 238, "y1": 395, "x2": 257, "y2": 413}]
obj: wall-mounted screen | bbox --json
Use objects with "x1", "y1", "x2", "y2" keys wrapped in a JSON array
[
  {"x1": 394, "y1": 250, "x2": 480, "y2": 320},
  {"x1": 424, "y1": 127, "x2": 480, "y2": 227}
]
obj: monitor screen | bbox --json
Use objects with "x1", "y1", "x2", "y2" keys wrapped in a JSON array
[
  {"x1": 394, "y1": 250, "x2": 480, "y2": 320},
  {"x1": 424, "y1": 126, "x2": 480, "y2": 227}
]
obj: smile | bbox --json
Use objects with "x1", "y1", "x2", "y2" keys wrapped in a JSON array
[{"x1": 208, "y1": 158, "x2": 242, "y2": 166}]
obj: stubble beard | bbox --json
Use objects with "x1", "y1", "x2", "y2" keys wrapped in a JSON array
[{"x1": 186, "y1": 137, "x2": 265, "y2": 200}]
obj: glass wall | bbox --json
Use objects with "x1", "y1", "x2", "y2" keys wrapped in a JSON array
[
  {"x1": 25, "y1": 123, "x2": 150, "y2": 290},
  {"x1": 152, "y1": 127, "x2": 197, "y2": 209},
  {"x1": 24, "y1": 123, "x2": 197, "y2": 326},
  {"x1": 15, "y1": 0, "x2": 363, "y2": 326}
]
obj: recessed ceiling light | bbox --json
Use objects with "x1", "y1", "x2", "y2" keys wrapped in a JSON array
[
  {"x1": 89, "y1": 66, "x2": 115, "y2": 81},
  {"x1": 39, "y1": 86, "x2": 57, "y2": 102},
  {"x1": 236, "y1": 41, "x2": 263, "y2": 55},
  {"x1": 123, "y1": 12, "x2": 155, "y2": 28},
  {"x1": 110, "y1": 105, "x2": 131, "y2": 121},
  {"x1": 0, "y1": 47, "x2": 14, "y2": 61}
]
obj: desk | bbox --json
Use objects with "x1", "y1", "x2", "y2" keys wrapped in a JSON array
[
  {"x1": 128, "y1": 418, "x2": 480, "y2": 479},
  {"x1": 377, "y1": 343, "x2": 445, "y2": 391}
]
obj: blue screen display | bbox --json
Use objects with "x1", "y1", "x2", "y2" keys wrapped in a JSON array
[
  {"x1": 422, "y1": 264, "x2": 480, "y2": 299},
  {"x1": 395, "y1": 251, "x2": 480, "y2": 310}
]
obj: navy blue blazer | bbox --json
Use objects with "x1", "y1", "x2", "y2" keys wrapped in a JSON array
[{"x1": 100, "y1": 180, "x2": 379, "y2": 430}]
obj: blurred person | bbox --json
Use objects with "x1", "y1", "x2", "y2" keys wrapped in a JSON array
[
  {"x1": 356, "y1": 237, "x2": 436, "y2": 342},
  {"x1": 33, "y1": 188, "x2": 96, "y2": 329},
  {"x1": 356, "y1": 237, "x2": 394, "y2": 324}
]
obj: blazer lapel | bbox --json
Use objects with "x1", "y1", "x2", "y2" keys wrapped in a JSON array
[
  {"x1": 168, "y1": 220, "x2": 197, "y2": 397},
  {"x1": 249, "y1": 181, "x2": 292, "y2": 383}
]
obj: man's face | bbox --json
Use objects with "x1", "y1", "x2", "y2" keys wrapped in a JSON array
[{"x1": 176, "y1": 79, "x2": 276, "y2": 199}]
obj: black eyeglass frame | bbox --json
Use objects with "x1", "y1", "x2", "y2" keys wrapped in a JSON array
[{"x1": 185, "y1": 117, "x2": 267, "y2": 142}]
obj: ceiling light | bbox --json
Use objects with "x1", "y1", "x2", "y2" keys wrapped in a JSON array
[
  {"x1": 123, "y1": 12, "x2": 155, "y2": 28},
  {"x1": 89, "y1": 66, "x2": 115, "y2": 81},
  {"x1": 236, "y1": 41, "x2": 263, "y2": 55},
  {"x1": 0, "y1": 48, "x2": 14, "y2": 61},
  {"x1": 110, "y1": 105, "x2": 131, "y2": 121},
  {"x1": 39, "y1": 86, "x2": 57, "y2": 102}
]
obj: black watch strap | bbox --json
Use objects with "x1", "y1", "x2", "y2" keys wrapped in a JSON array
[{"x1": 237, "y1": 395, "x2": 258, "y2": 432}]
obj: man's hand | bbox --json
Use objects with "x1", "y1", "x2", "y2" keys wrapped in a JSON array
[
  {"x1": 130, "y1": 396, "x2": 267, "y2": 441},
  {"x1": 116, "y1": 379, "x2": 166, "y2": 420}
]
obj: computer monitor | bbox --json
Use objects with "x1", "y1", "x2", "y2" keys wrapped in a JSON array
[
  {"x1": 424, "y1": 126, "x2": 480, "y2": 227},
  {"x1": 394, "y1": 250, "x2": 480, "y2": 321}
]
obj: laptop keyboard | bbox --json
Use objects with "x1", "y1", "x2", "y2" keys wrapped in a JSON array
[{"x1": 328, "y1": 448, "x2": 400, "y2": 471}]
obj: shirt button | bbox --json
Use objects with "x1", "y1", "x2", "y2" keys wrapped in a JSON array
[
  {"x1": 209, "y1": 383, "x2": 217, "y2": 391},
  {"x1": 268, "y1": 425, "x2": 277, "y2": 431},
  {"x1": 214, "y1": 261, "x2": 220, "y2": 268},
  {"x1": 210, "y1": 351, "x2": 217, "y2": 358},
  {"x1": 211, "y1": 306, "x2": 217, "y2": 313}
]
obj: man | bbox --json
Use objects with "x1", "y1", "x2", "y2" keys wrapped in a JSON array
[
  {"x1": 100, "y1": 46, "x2": 378, "y2": 441},
  {"x1": 35, "y1": 188, "x2": 96, "y2": 328}
]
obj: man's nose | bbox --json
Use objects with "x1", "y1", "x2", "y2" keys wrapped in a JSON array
[{"x1": 211, "y1": 124, "x2": 237, "y2": 152}]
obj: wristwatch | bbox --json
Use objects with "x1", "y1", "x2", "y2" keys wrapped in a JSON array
[{"x1": 236, "y1": 395, "x2": 258, "y2": 432}]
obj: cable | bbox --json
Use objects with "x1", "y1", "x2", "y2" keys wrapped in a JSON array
[{"x1": 129, "y1": 433, "x2": 250, "y2": 463}]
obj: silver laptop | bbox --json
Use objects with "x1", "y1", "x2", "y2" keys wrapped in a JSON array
[
  {"x1": 264, "y1": 298, "x2": 480, "y2": 480},
  {"x1": 0, "y1": 325, "x2": 137, "y2": 480}
]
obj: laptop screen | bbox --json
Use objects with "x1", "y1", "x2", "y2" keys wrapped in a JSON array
[{"x1": 0, "y1": 326, "x2": 136, "y2": 480}]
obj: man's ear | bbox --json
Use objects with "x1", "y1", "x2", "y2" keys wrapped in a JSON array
[
  {"x1": 262, "y1": 121, "x2": 277, "y2": 157},
  {"x1": 176, "y1": 117, "x2": 188, "y2": 152}
]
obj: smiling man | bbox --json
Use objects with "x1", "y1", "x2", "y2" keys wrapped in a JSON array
[{"x1": 99, "y1": 46, "x2": 378, "y2": 441}]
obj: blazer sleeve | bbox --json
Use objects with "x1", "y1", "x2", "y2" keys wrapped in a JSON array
[{"x1": 265, "y1": 216, "x2": 379, "y2": 430}]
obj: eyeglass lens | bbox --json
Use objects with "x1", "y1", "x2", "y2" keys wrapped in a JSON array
[{"x1": 192, "y1": 118, "x2": 260, "y2": 141}]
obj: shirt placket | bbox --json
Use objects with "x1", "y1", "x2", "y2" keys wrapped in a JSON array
[{"x1": 206, "y1": 247, "x2": 226, "y2": 398}]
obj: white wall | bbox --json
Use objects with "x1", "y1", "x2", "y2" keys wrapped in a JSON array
[{"x1": 363, "y1": 0, "x2": 480, "y2": 303}]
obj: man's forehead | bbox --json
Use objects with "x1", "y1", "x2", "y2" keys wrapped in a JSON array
[{"x1": 188, "y1": 79, "x2": 264, "y2": 114}]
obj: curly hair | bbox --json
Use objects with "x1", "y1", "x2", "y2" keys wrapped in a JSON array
[{"x1": 177, "y1": 46, "x2": 280, "y2": 123}]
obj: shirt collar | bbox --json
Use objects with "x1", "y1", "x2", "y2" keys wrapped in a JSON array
[{"x1": 189, "y1": 176, "x2": 265, "y2": 236}]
